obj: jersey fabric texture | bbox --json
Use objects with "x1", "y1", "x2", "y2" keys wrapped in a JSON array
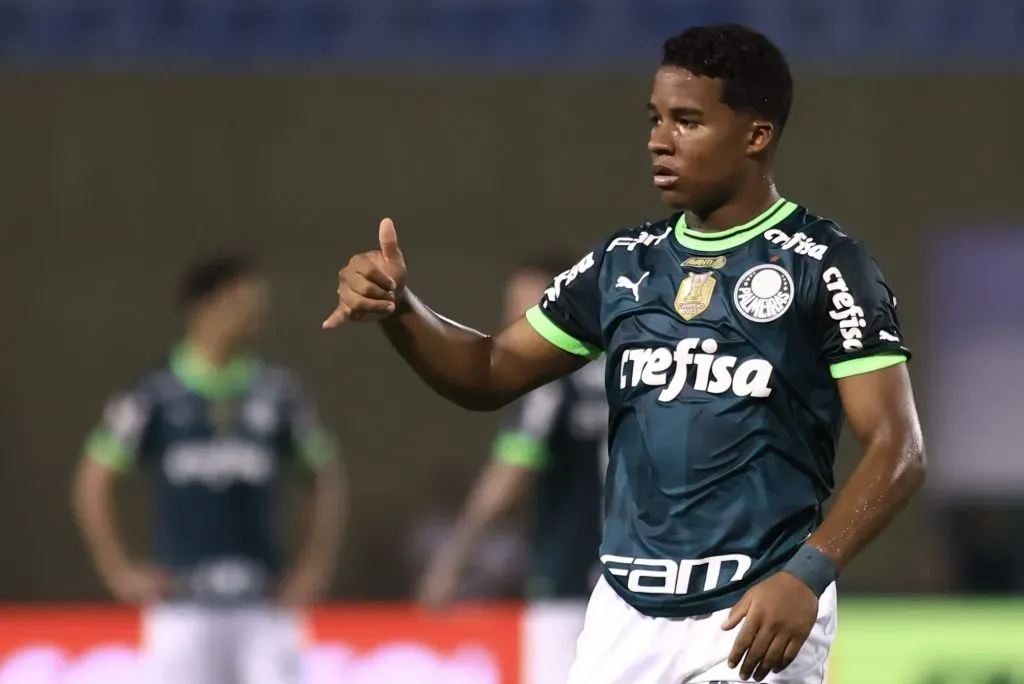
[
  {"x1": 493, "y1": 361, "x2": 608, "y2": 600},
  {"x1": 525, "y1": 198, "x2": 909, "y2": 618},
  {"x1": 85, "y1": 343, "x2": 337, "y2": 604}
]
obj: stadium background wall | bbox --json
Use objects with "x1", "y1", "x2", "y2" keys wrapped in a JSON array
[{"x1": 0, "y1": 72, "x2": 1014, "y2": 601}]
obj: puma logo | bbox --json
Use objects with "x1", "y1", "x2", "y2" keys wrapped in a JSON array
[{"x1": 615, "y1": 272, "x2": 649, "y2": 302}]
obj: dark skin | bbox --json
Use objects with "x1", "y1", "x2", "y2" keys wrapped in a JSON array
[{"x1": 323, "y1": 66, "x2": 926, "y2": 682}]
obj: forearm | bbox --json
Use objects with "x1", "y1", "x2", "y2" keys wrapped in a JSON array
[
  {"x1": 298, "y1": 461, "x2": 345, "y2": 570},
  {"x1": 446, "y1": 467, "x2": 527, "y2": 566},
  {"x1": 380, "y1": 291, "x2": 514, "y2": 410},
  {"x1": 73, "y1": 466, "x2": 130, "y2": 576},
  {"x1": 807, "y1": 434, "x2": 925, "y2": 571}
]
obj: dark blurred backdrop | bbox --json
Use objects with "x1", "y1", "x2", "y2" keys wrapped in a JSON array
[{"x1": 1, "y1": 69, "x2": 1018, "y2": 600}]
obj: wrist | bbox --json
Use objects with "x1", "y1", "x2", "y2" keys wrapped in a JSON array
[{"x1": 782, "y1": 545, "x2": 838, "y2": 598}]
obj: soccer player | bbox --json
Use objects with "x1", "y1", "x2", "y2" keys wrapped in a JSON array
[
  {"x1": 323, "y1": 24, "x2": 926, "y2": 684},
  {"x1": 417, "y1": 255, "x2": 608, "y2": 684},
  {"x1": 74, "y1": 255, "x2": 345, "y2": 684}
]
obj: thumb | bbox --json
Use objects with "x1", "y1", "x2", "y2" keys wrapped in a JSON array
[
  {"x1": 721, "y1": 594, "x2": 750, "y2": 631},
  {"x1": 378, "y1": 218, "x2": 403, "y2": 264}
]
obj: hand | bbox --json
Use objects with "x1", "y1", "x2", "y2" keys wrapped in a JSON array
[
  {"x1": 278, "y1": 560, "x2": 332, "y2": 606},
  {"x1": 416, "y1": 552, "x2": 462, "y2": 612},
  {"x1": 104, "y1": 561, "x2": 170, "y2": 604},
  {"x1": 323, "y1": 218, "x2": 407, "y2": 328},
  {"x1": 721, "y1": 572, "x2": 819, "y2": 681}
]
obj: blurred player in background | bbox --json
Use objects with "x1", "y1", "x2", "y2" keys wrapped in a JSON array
[
  {"x1": 74, "y1": 254, "x2": 345, "y2": 684},
  {"x1": 325, "y1": 24, "x2": 926, "y2": 684},
  {"x1": 417, "y1": 254, "x2": 608, "y2": 684}
]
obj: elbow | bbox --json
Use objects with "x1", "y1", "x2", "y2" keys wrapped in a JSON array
[{"x1": 897, "y1": 434, "x2": 927, "y2": 498}]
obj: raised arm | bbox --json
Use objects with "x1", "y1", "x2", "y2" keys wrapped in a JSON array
[{"x1": 323, "y1": 219, "x2": 598, "y2": 410}]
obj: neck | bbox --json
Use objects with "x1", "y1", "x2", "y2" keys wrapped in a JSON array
[
  {"x1": 187, "y1": 331, "x2": 237, "y2": 367},
  {"x1": 683, "y1": 176, "x2": 779, "y2": 234}
]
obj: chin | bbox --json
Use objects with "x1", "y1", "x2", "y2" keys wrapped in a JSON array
[{"x1": 657, "y1": 187, "x2": 693, "y2": 211}]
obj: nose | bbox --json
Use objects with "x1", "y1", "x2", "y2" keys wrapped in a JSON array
[{"x1": 648, "y1": 122, "x2": 674, "y2": 156}]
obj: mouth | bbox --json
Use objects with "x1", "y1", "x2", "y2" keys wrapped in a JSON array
[{"x1": 652, "y1": 163, "x2": 679, "y2": 189}]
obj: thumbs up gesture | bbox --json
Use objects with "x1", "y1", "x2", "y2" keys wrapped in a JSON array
[{"x1": 323, "y1": 218, "x2": 407, "y2": 328}]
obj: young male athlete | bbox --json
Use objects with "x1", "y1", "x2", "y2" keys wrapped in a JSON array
[
  {"x1": 417, "y1": 255, "x2": 607, "y2": 684},
  {"x1": 75, "y1": 255, "x2": 345, "y2": 684},
  {"x1": 323, "y1": 24, "x2": 925, "y2": 684}
]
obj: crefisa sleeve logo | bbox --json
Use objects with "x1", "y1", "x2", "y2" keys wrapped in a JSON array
[{"x1": 733, "y1": 264, "x2": 794, "y2": 323}]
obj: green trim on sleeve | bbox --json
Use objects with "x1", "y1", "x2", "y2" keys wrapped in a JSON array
[
  {"x1": 85, "y1": 428, "x2": 135, "y2": 472},
  {"x1": 493, "y1": 432, "x2": 549, "y2": 470},
  {"x1": 296, "y1": 429, "x2": 338, "y2": 470},
  {"x1": 525, "y1": 306, "x2": 601, "y2": 360},
  {"x1": 830, "y1": 353, "x2": 907, "y2": 380}
]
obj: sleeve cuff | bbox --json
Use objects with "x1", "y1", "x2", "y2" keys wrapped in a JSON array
[
  {"x1": 493, "y1": 432, "x2": 548, "y2": 470},
  {"x1": 525, "y1": 306, "x2": 601, "y2": 360},
  {"x1": 297, "y1": 429, "x2": 338, "y2": 470},
  {"x1": 829, "y1": 353, "x2": 908, "y2": 380},
  {"x1": 85, "y1": 429, "x2": 135, "y2": 472}
]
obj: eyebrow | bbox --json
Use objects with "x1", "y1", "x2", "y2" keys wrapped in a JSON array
[{"x1": 647, "y1": 103, "x2": 704, "y2": 117}]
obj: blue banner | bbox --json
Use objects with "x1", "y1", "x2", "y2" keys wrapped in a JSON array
[{"x1": 2, "y1": 0, "x2": 1024, "y2": 68}]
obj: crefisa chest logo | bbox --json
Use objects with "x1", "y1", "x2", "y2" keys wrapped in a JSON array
[{"x1": 733, "y1": 264, "x2": 794, "y2": 323}]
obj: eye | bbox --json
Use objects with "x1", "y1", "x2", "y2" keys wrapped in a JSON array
[
  {"x1": 648, "y1": 114, "x2": 661, "y2": 128},
  {"x1": 677, "y1": 118, "x2": 699, "y2": 130}
]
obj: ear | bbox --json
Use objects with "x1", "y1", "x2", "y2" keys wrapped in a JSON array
[{"x1": 747, "y1": 120, "x2": 775, "y2": 155}]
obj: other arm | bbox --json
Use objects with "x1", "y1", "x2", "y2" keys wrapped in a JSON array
[
  {"x1": 280, "y1": 384, "x2": 347, "y2": 605},
  {"x1": 418, "y1": 386, "x2": 562, "y2": 608},
  {"x1": 72, "y1": 391, "x2": 168, "y2": 603}
]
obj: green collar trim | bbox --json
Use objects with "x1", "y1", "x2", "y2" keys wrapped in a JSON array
[
  {"x1": 170, "y1": 343, "x2": 256, "y2": 399},
  {"x1": 674, "y1": 198, "x2": 799, "y2": 253}
]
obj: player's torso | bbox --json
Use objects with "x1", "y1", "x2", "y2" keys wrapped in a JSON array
[
  {"x1": 142, "y1": 367, "x2": 292, "y2": 602},
  {"x1": 595, "y1": 204, "x2": 846, "y2": 617},
  {"x1": 527, "y1": 361, "x2": 609, "y2": 600}
]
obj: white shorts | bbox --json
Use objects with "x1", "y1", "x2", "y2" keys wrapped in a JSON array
[
  {"x1": 143, "y1": 604, "x2": 303, "y2": 684},
  {"x1": 567, "y1": 577, "x2": 837, "y2": 684},
  {"x1": 523, "y1": 599, "x2": 589, "y2": 684}
]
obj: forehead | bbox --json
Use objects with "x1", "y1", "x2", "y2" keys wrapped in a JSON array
[
  {"x1": 649, "y1": 66, "x2": 726, "y2": 112},
  {"x1": 222, "y1": 275, "x2": 268, "y2": 299}
]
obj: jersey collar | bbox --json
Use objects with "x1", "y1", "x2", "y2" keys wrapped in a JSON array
[
  {"x1": 171, "y1": 342, "x2": 256, "y2": 400},
  {"x1": 673, "y1": 197, "x2": 799, "y2": 253}
]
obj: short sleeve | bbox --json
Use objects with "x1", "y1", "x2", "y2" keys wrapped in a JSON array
[
  {"x1": 525, "y1": 247, "x2": 605, "y2": 360},
  {"x1": 492, "y1": 382, "x2": 565, "y2": 471},
  {"x1": 285, "y1": 380, "x2": 338, "y2": 471},
  {"x1": 84, "y1": 389, "x2": 154, "y2": 472},
  {"x1": 817, "y1": 239, "x2": 911, "y2": 379}
]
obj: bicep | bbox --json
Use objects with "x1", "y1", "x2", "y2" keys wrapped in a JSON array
[
  {"x1": 489, "y1": 315, "x2": 590, "y2": 401},
  {"x1": 837, "y1": 363, "x2": 922, "y2": 449}
]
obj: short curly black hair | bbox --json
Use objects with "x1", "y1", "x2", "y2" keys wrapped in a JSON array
[
  {"x1": 178, "y1": 253, "x2": 258, "y2": 310},
  {"x1": 662, "y1": 24, "x2": 793, "y2": 133}
]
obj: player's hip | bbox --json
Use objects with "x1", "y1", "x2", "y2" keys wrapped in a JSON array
[
  {"x1": 143, "y1": 604, "x2": 304, "y2": 684},
  {"x1": 567, "y1": 576, "x2": 836, "y2": 684},
  {"x1": 597, "y1": 523, "x2": 817, "y2": 616},
  {"x1": 155, "y1": 554, "x2": 285, "y2": 603}
]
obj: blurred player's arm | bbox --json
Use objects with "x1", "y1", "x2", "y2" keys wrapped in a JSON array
[
  {"x1": 418, "y1": 386, "x2": 561, "y2": 609},
  {"x1": 323, "y1": 219, "x2": 604, "y2": 410},
  {"x1": 280, "y1": 383, "x2": 346, "y2": 605},
  {"x1": 72, "y1": 391, "x2": 169, "y2": 603}
]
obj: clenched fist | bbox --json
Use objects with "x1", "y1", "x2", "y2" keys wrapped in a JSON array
[{"x1": 323, "y1": 218, "x2": 407, "y2": 328}]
